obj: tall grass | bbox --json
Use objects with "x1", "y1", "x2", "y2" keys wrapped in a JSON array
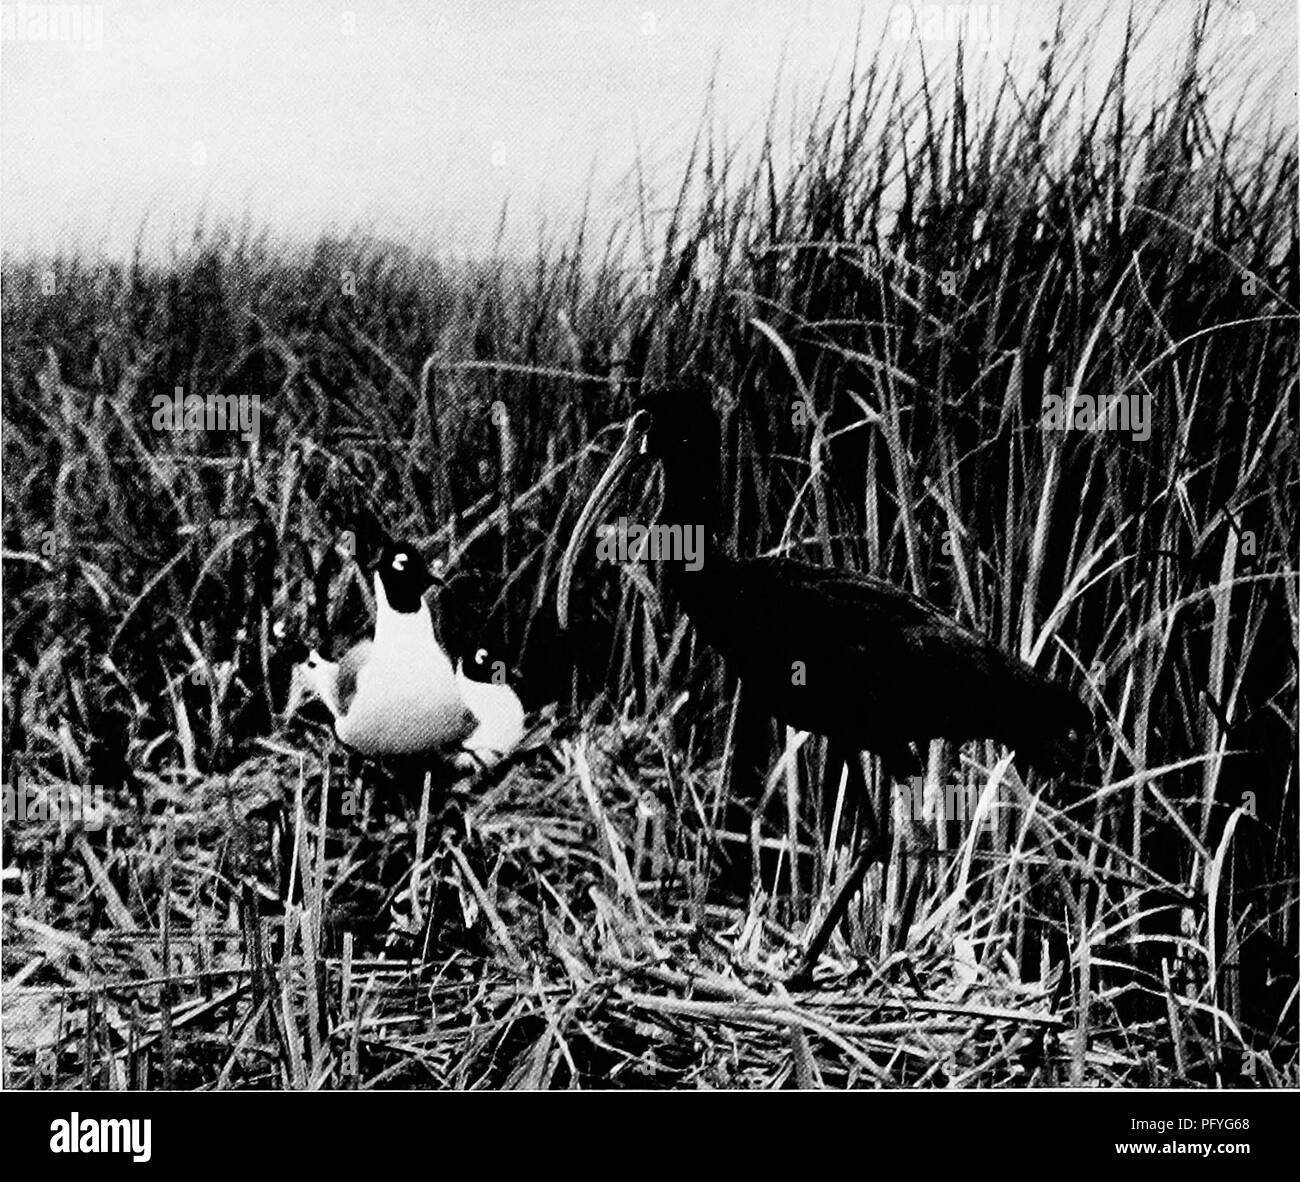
[{"x1": 3, "y1": 8, "x2": 1296, "y2": 1087}]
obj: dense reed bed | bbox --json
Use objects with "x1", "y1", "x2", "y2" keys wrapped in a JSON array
[{"x1": 3, "y1": 8, "x2": 1296, "y2": 1087}]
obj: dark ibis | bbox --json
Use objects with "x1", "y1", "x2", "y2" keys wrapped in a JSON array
[{"x1": 557, "y1": 387, "x2": 1090, "y2": 983}]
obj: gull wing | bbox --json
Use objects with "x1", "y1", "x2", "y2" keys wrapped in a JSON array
[{"x1": 335, "y1": 640, "x2": 373, "y2": 716}]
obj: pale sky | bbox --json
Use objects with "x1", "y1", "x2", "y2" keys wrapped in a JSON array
[{"x1": 1, "y1": 1, "x2": 1294, "y2": 260}]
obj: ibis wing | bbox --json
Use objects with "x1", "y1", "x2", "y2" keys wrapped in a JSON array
[
  {"x1": 729, "y1": 555, "x2": 989, "y2": 666},
  {"x1": 722, "y1": 556, "x2": 1060, "y2": 731}
]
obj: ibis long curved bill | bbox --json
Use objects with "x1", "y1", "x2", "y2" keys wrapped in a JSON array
[{"x1": 556, "y1": 411, "x2": 651, "y2": 630}]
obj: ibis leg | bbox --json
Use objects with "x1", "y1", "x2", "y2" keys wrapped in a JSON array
[
  {"x1": 713, "y1": 680, "x2": 769, "y2": 893},
  {"x1": 790, "y1": 749, "x2": 890, "y2": 986},
  {"x1": 790, "y1": 832, "x2": 887, "y2": 985}
]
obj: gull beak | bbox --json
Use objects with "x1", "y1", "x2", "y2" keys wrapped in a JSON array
[
  {"x1": 556, "y1": 410, "x2": 651, "y2": 630},
  {"x1": 427, "y1": 560, "x2": 451, "y2": 590},
  {"x1": 424, "y1": 563, "x2": 452, "y2": 613}
]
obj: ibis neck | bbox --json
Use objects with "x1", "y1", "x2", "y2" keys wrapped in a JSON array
[
  {"x1": 656, "y1": 452, "x2": 725, "y2": 594},
  {"x1": 659, "y1": 451, "x2": 722, "y2": 545}
]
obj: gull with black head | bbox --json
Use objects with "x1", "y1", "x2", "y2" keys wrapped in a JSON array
[
  {"x1": 286, "y1": 540, "x2": 477, "y2": 756},
  {"x1": 454, "y1": 644, "x2": 526, "y2": 769}
]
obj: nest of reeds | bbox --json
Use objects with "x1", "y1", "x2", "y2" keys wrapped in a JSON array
[{"x1": 9, "y1": 707, "x2": 1282, "y2": 1090}]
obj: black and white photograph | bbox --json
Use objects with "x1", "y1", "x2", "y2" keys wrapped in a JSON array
[{"x1": 1, "y1": 0, "x2": 1297, "y2": 1132}]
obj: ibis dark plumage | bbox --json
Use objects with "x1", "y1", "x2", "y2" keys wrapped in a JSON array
[{"x1": 558, "y1": 387, "x2": 1090, "y2": 982}]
